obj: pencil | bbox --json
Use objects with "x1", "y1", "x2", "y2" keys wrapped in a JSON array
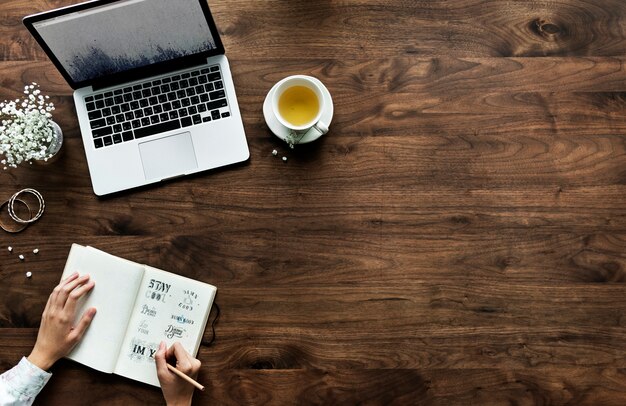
[{"x1": 166, "y1": 363, "x2": 205, "y2": 391}]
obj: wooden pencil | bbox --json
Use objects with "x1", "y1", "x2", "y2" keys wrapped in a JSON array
[{"x1": 166, "y1": 363, "x2": 205, "y2": 391}]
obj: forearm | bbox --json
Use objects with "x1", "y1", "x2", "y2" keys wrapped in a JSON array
[{"x1": 0, "y1": 357, "x2": 52, "y2": 406}]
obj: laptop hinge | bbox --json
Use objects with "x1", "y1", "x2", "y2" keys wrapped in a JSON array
[
  {"x1": 92, "y1": 78, "x2": 127, "y2": 92},
  {"x1": 91, "y1": 70, "x2": 159, "y2": 91},
  {"x1": 90, "y1": 56, "x2": 209, "y2": 92}
]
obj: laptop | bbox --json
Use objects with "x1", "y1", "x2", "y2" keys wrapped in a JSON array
[{"x1": 24, "y1": 0, "x2": 250, "y2": 196}]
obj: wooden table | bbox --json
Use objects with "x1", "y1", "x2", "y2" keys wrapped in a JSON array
[{"x1": 2, "y1": 0, "x2": 626, "y2": 404}]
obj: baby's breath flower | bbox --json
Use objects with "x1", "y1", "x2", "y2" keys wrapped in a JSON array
[{"x1": 0, "y1": 83, "x2": 57, "y2": 168}]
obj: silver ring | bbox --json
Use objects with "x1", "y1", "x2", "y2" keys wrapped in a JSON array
[
  {"x1": 0, "y1": 199, "x2": 31, "y2": 233},
  {"x1": 8, "y1": 188, "x2": 45, "y2": 224}
]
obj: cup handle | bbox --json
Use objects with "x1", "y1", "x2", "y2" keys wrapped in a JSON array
[{"x1": 302, "y1": 120, "x2": 329, "y2": 140}]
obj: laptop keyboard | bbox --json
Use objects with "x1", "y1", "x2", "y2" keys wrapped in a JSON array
[{"x1": 84, "y1": 65, "x2": 230, "y2": 149}]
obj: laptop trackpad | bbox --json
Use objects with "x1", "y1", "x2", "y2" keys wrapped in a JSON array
[{"x1": 139, "y1": 132, "x2": 198, "y2": 180}]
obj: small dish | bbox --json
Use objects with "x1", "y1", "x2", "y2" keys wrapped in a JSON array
[{"x1": 263, "y1": 77, "x2": 333, "y2": 144}]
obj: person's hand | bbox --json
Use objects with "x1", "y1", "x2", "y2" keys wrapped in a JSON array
[
  {"x1": 155, "y1": 341, "x2": 202, "y2": 406},
  {"x1": 28, "y1": 272, "x2": 96, "y2": 371}
]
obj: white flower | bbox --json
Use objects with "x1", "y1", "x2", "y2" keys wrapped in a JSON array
[{"x1": 0, "y1": 83, "x2": 56, "y2": 168}]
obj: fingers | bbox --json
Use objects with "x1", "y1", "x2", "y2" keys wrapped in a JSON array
[
  {"x1": 64, "y1": 279, "x2": 95, "y2": 315},
  {"x1": 68, "y1": 307, "x2": 97, "y2": 343},
  {"x1": 169, "y1": 342, "x2": 192, "y2": 368},
  {"x1": 155, "y1": 341, "x2": 170, "y2": 382},
  {"x1": 49, "y1": 272, "x2": 79, "y2": 307},
  {"x1": 54, "y1": 274, "x2": 91, "y2": 309},
  {"x1": 63, "y1": 271, "x2": 80, "y2": 283},
  {"x1": 167, "y1": 342, "x2": 200, "y2": 376}
]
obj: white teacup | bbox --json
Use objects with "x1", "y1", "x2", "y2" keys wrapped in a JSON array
[{"x1": 271, "y1": 75, "x2": 329, "y2": 143}]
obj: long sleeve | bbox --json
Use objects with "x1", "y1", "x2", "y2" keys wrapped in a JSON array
[{"x1": 0, "y1": 357, "x2": 52, "y2": 406}]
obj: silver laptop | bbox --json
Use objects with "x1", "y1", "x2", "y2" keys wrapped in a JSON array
[{"x1": 24, "y1": 0, "x2": 249, "y2": 196}]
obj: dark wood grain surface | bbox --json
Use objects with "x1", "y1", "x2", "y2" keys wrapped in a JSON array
[{"x1": 1, "y1": 0, "x2": 626, "y2": 404}]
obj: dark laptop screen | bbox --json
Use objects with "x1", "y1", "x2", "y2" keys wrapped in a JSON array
[{"x1": 31, "y1": 0, "x2": 217, "y2": 84}]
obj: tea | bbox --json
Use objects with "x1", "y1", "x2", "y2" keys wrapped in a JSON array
[{"x1": 277, "y1": 85, "x2": 320, "y2": 127}]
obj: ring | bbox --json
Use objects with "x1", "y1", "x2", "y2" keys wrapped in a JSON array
[
  {"x1": 8, "y1": 188, "x2": 44, "y2": 224},
  {"x1": 0, "y1": 199, "x2": 32, "y2": 233}
]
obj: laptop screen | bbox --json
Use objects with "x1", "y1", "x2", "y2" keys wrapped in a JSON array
[{"x1": 30, "y1": 0, "x2": 218, "y2": 85}]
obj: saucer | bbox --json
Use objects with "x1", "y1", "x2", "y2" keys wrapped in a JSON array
[{"x1": 263, "y1": 77, "x2": 333, "y2": 144}]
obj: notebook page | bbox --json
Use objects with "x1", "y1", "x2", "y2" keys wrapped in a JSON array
[
  {"x1": 113, "y1": 266, "x2": 216, "y2": 386},
  {"x1": 61, "y1": 244, "x2": 145, "y2": 373}
]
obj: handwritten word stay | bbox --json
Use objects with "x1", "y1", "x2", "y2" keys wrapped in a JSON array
[{"x1": 149, "y1": 279, "x2": 171, "y2": 293}]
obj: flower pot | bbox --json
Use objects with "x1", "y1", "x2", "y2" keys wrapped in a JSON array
[
  {"x1": 35, "y1": 120, "x2": 63, "y2": 164},
  {"x1": 48, "y1": 121, "x2": 63, "y2": 156}
]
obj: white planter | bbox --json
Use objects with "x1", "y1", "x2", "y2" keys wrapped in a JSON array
[
  {"x1": 47, "y1": 121, "x2": 63, "y2": 157},
  {"x1": 34, "y1": 121, "x2": 63, "y2": 165}
]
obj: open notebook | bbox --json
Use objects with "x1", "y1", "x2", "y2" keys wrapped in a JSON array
[{"x1": 61, "y1": 244, "x2": 217, "y2": 387}]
